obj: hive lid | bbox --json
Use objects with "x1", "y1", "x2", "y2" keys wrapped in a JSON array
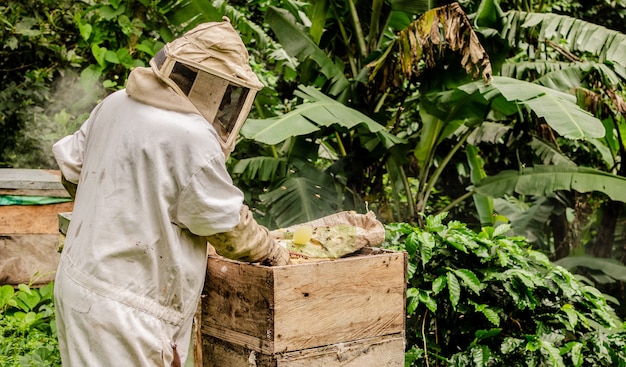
[{"x1": 0, "y1": 169, "x2": 69, "y2": 197}]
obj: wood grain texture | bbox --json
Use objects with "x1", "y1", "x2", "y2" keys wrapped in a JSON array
[
  {"x1": 201, "y1": 248, "x2": 406, "y2": 355},
  {"x1": 272, "y1": 251, "x2": 406, "y2": 351},
  {"x1": 202, "y1": 333, "x2": 405, "y2": 367}
]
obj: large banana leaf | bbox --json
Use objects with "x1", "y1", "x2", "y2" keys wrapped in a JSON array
[
  {"x1": 240, "y1": 85, "x2": 401, "y2": 148},
  {"x1": 265, "y1": 6, "x2": 350, "y2": 96},
  {"x1": 232, "y1": 156, "x2": 287, "y2": 181},
  {"x1": 423, "y1": 76, "x2": 605, "y2": 141},
  {"x1": 500, "y1": 11, "x2": 626, "y2": 79},
  {"x1": 494, "y1": 196, "x2": 558, "y2": 244},
  {"x1": 491, "y1": 76, "x2": 605, "y2": 140},
  {"x1": 474, "y1": 165, "x2": 626, "y2": 203},
  {"x1": 529, "y1": 138, "x2": 576, "y2": 167},
  {"x1": 260, "y1": 175, "x2": 341, "y2": 228},
  {"x1": 555, "y1": 255, "x2": 626, "y2": 283}
]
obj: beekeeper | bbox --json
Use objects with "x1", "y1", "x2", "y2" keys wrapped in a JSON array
[{"x1": 52, "y1": 19, "x2": 289, "y2": 366}]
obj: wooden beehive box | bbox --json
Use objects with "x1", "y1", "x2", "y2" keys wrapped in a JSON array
[
  {"x1": 201, "y1": 247, "x2": 406, "y2": 366},
  {"x1": 0, "y1": 169, "x2": 73, "y2": 285}
]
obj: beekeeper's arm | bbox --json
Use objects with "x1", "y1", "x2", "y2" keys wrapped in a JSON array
[
  {"x1": 174, "y1": 161, "x2": 289, "y2": 266},
  {"x1": 207, "y1": 205, "x2": 289, "y2": 266}
]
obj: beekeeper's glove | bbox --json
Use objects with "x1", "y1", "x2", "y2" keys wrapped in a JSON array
[{"x1": 207, "y1": 205, "x2": 290, "y2": 266}]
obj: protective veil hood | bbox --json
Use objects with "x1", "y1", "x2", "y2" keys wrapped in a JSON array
[{"x1": 149, "y1": 18, "x2": 264, "y2": 155}]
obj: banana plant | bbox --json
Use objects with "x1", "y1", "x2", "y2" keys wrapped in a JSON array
[
  {"x1": 472, "y1": 4, "x2": 626, "y2": 258},
  {"x1": 238, "y1": 85, "x2": 402, "y2": 227}
]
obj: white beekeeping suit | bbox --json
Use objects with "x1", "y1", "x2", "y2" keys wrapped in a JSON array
[{"x1": 52, "y1": 19, "x2": 289, "y2": 367}]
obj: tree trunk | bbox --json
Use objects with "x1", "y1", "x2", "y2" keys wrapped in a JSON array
[
  {"x1": 590, "y1": 200, "x2": 623, "y2": 258},
  {"x1": 551, "y1": 212, "x2": 570, "y2": 260}
]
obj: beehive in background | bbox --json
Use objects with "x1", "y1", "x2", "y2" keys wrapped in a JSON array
[{"x1": 0, "y1": 169, "x2": 73, "y2": 286}]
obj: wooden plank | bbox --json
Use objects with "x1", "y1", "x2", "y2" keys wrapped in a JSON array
[
  {"x1": 272, "y1": 251, "x2": 406, "y2": 351},
  {"x1": 202, "y1": 257, "x2": 275, "y2": 350},
  {"x1": 200, "y1": 323, "x2": 274, "y2": 353},
  {"x1": 0, "y1": 202, "x2": 74, "y2": 234},
  {"x1": 0, "y1": 188, "x2": 70, "y2": 197},
  {"x1": 202, "y1": 333, "x2": 405, "y2": 367},
  {"x1": 277, "y1": 333, "x2": 405, "y2": 367},
  {"x1": 202, "y1": 335, "x2": 278, "y2": 367},
  {"x1": 0, "y1": 234, "x2": 60, "y2": 285}
]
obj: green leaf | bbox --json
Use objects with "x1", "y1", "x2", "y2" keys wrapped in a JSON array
[
  {"x1": 445, "y1": 235, "x2": 468, "y2": 253},
  {"x1": 16, "y1": 290, "x2": 40, "y2": 312},
  {"x1": 474, "y1": 328, "x2": 502, "y2": 340},
  {"x1": 104, "y1": 49, "x2": 120, "y2": 64},
  {"x1": 415, "y1": 107, "x2": 445, "y2": 168},
  {"x1": 454, "y1": 269, "x2": 483, "y2": 294},
  {"x1": 501, "y1": 337, "x2": 524, "y2": 354},
  {"x1": 492, "y1": 223, "x2": 511, "y2": 238},
  {"x1": 0, "y1": 284, "x2": 15, "y2": 310},
  {"x1": 496, "y1": 248, "x2": 510, "y2": 267},
  {"x1": 241, "y1": 86, "x2": 393, "y2": 146},
  {"x1": 481, "y1": 307, "x2": 500, "y2": 326},
  {"x1": 560, "y1": 304, "x2": 578, "y2": 330},
  {"x1": 568, "y1": 342, "x2": 584, "y2": 367},
  {"x1": 74, "y1": 15, "x2": 92, "y2": 41},
  {"x1": 17, "y1": 284, "x2": 32, "y2": 295},
  {"x1": 555, "y1": 255, "x2": 626, "y2": 282},
  {"x1": 491, "y1": 76, "x2": 605, "y2": 140},
  {"x1": 418, "y1": 290, "x2": 438, "y2": 313},
  {"x1": 265, "y1": 7, "x2": 350, "y2": 95},
  {"x1": 475, "y1": 165, "x2": 626, "y2": 203},
  {"x1": 406, "y1": 288, "x2": 420, "y2": 315},
  {"x1": 260, "y1": 175, "x2": 341, "y2": 227},
  {"x1": 501, "y1": 11, "x2": 626, "y2": 73},
  {"x1": 233, "y1": 157, "x2": 287, "y2": 181},
  {"x1": 530, "y1": 137, "x2": 577, "y2": 167},
  {"x1": 418, "y1": 232, "x2": 435, "y2": 267},
  {"x1": 404, "y1": 232, "x2": 419, "y2": 258},
  {"x1": 98, "y1": 4, "x2": 125, "y2": 21},
  {"x1": 447, "y1": 271, "x2": 461, "y2": 309},
  {"x1": 15, "y1": 19, "x2": 42, "y2": 37},
  {"x1": 432, "y1": 275, "x2": 447, "y2": 295},
  {"x1": 424, "y1": 212, "x2": 447, "y2": 232},
  {"x1": 91, "y1": 45, "x2": 107, "y2": 68},
  {"x1": 540, "y1": 339, "x2": 565, "y2": 367},
  {"x1": 471, "y1": 345, "x2": 491, "y2": 367}
]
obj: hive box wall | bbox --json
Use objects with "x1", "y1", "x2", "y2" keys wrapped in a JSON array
[
  {"x1": 0, "y1": 169, "x2": 72, "y2": 285},
  {"x1": 201, "y1": 248, "x2": 406, "y2": 366}
]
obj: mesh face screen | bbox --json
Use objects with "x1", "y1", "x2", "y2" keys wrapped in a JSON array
[
  {"x1": 215, "y1": 84, "x2": 249, "y2": 138},
  {"x1": 170, "y1": 62, "x2": 198, "y2": 96},
  {"x1": 153, "y1": 49, "x2": 166, "y2": 68}
]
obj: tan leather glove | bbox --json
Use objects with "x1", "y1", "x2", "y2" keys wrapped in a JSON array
[{"x1": 207, "y1": 205, "x2": 290, "y2": 266}]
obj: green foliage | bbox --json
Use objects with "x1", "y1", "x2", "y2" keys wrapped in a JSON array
[
  {"x1": 384, "y1": 214, "x2": 626, "y2": 366},
  {"x1": 0, "y1": 281, "x2": 60, "y2": 367},
  {"x1": 0, "y1": 0, "x2": 86, "y2": 168},
  {"x1": 0, "y1": 0, "x2": 187, "y2": 168}
]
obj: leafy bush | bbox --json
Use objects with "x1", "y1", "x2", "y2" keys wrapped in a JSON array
[
  {"x1": 0, "y1": 282, "x2": 60, "y2": 367},
  {"x1": 383, "y1": 213, "x2": 626, "y2": 366},
  {"x1": 0, "y1": 0, "x2": 182, "y2": 168}
]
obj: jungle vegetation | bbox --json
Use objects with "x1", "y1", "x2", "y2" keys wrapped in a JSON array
[{"x1": 2, "y1": 0, "x2": 626, "y2": 365}]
